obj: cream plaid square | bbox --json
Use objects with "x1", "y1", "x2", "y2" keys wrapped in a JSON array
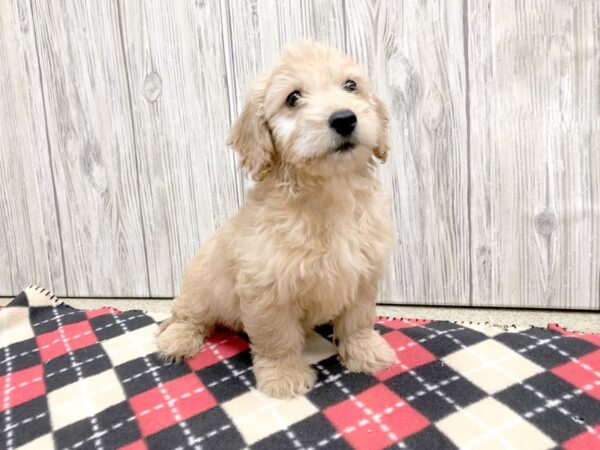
[
  {"x1": 48, "y1": 369, "x2": 126, "y2": 429},
  {"x1": 23, "y1": 287, "x2": 58, "y2": 307},
  {"x1": 443, "y1": 339, "x2": 544, "y2": 393},
  {"x1": 101, "y1": 323, "x2": 158, "y2": 366},
  {"x1": 222, "y1": 389, "x2": 318, "y2": 445},
  {"x1": 1, "y1": 307, "x2": 35, "y2": 345},
  {"x1": 437, "y1": 397, "x2": 555, "y2": 449},
  {"x1": 303, "y1": 330, "x2": 337, "y2": 365}
]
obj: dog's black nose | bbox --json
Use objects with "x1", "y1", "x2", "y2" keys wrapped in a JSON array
[{"x1": 329, "y1": 109, "x2": 357, "y2": 136}]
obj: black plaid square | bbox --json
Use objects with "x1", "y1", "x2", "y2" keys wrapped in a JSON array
[
  {"x1": 52, "y1": 400, "x2": 141, "y2": 449},
  {"x1": 90, "y1": 311, "x2": 155, "y2": 341},
  {"x1": 8, "y1": 292, "x2": 29, "y2": 307},
  {"x1": 197, "y1": 350, "x2": 255, "y2": 403},
  {"x1": 252, "y1": 412, "x2": 353, "y2": 450},
  {"x1": 374, "y1": 322, "x2": 395, "y2": 334},
  {"x1": 30, "y1": 307, "x2": 88, "y2": 335},
  {"x1": 307, "y1": 356, "x2": 378, "y2": 409},
  {"x1": 0, "y1": 337, "x2": 40, "y2": 376},
  {"x1": 495, "y1": 328, "x2": 599, "y2": 369},
  {"x1": 314, "y1": 323, "x2": 335, "y2": 342},
  {"x1": 385, "y1": 360, "x2": 487, "y2": 421},
  {"x1": 401, "y1": 321, "x2": 488, "y2": 357},
  {"x1": 397, "y1": 425, "x2": 458, "y2": 450},
  {"x1": 145, "y1": 406, "x2": 244, "y2": 450},
  {"x1": 496, "y1": 371, "x2": 600, "y2": 443},
  {"x1": 43, "y1": 343, "x2": 112, "y2": 392},
  {"x1": 2, "y1": 396, "x2": 51, "y2": 449},
  {"x1": 115, "y1": 355, "x2": 192, "y2": 397}
]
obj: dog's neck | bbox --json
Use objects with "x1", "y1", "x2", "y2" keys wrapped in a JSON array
[{"x1": 250, "y1": 163, "x2": 379, "y2": 212}]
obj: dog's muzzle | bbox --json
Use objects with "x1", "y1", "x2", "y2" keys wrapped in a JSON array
[{"x1": 334, "y1": 141, "x2": 356, "y2": 153}]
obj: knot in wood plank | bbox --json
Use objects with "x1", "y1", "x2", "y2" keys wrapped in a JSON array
[
  {"x1": 423, "y1": 85, "x2": 445, "y2": 133},
  {"x1": 388, "y1": 52, "x2": 420, "y2": 112},
  {"x1": 143, "y1": 71, "x2": 162, "y2": 102},
  {"x1": 534, "y1": 209, "x2": 558, "y2": 237}
]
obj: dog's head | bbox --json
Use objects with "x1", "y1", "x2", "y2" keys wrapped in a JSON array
[{"x1": 227, "y1": 41, "x2": 389, "y2": 180}]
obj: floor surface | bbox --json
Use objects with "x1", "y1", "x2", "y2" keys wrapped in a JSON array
[{"x1": 19, "y1": 298, "x2": 598, "y2": 333}]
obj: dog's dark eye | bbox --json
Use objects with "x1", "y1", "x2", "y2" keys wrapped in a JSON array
[
  {"x1": 286, "y1": 90, "x2": 301, "y2": 107},
  {"x1": 343, "y1": 80, "x2": 357, "y2": 93}
]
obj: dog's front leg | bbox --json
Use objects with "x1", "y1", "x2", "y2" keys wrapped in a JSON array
[
  {"x1": 334, "y1": 279, "x2": 398, "y2": 373},
  {"x1": 241, "y1": 293, "x2": 316, "y2": 399}
]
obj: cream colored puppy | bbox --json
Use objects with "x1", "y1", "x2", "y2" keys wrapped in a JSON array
[{"x1": 157, "y1": 41, "x2": 397, "y2": 398}]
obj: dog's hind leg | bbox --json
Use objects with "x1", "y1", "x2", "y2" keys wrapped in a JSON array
[
  {"x1": 156, "y1": 312, "x2": 213, "y2": 362},
  {"x1": 156, "y1": 230, "x2": 239, "y2": 362},
  {"x1": 156, "y1": 285, "x2": 215, "y2": 362}
]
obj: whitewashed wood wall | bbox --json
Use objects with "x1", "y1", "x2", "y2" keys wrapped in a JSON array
[{"x1": 1, "y1": 0, "x2": 598, "y2": 309}]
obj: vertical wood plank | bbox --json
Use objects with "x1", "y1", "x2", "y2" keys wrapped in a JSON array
[
  {"x1": 0, "y1": 0, "x2": 66, "y2": 295},
  {"x1": 119, "y1": 0, "x2": 240, "y2": 297},
  {"x1": 221, "y1": 0, "x2": 349, "y2": 261},
  {"x1": 345, "y1": 0, "x2": 471, "y2": 305},
  {"x1": 31, "y1": 0, "x2": 149, "y2": 297},
  {"x1": 469, "y1": 0, "x2": 600, "y2": 309},
  {"x1": 223, "y1": 0, "x2": 347, "y2": 127}
]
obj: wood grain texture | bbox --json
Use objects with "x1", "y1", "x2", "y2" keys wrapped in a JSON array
[
  {"x1": 344, "y1": 0, "x2": 471, "y2": 305},
  {"x1": 119, "y1": 0, "x2": 241, "y2": 297},
  {"x1": 31, "y1": 0, "x2": 149, "y2": 297},
  {"x1": 468, "y1": 0, "x2": 600, "y2": 309},
  {"x1": 2, "y1": 0, "x2": 598, "y2": 309},
  {"x1": 222, "y1": 0, "x2": 347, "y2": 199},
  {"x1": 222, "y1": 0, "x2": 346, "y2": 126},
  {"x1": 0, "y1": 0, "x2": 66, "y2": 296}
]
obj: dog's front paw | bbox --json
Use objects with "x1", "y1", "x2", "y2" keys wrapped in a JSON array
[
  {"x1": 156, "y1": 320, "x2": 206, "y2": 363},
  {"x1": 338, "y1": 330, "x2": 398, "y2": 373},
  {"x1": 253, "y1": 355, "x2": 317, "y2": 399}
]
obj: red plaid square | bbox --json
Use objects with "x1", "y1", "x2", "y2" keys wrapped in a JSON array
[
  {"x1": 325, "y1": 384, "x2": 429, "y2": 450},
  {"x1": 119, "y1": 439, "x2": 149, "y2": 450},
  {"x1": 376, "y1": 318, "x2": 432, "y2": 330},
  {"x1": 187, "y1": 329, "x2": 249, "y2": 371},
  {"x1": 130, "y1": 373, "x2": 217, "y2": 436},
  {"x1": 0, "y1": 364, "x2": 45, "y2": 410},
  {"x1": 553, "y1": 349, "x2": 600, "y2": 400},
  {"x1": 36, "y1": 320, "x2": 97, "y2": 362},
  {"x1": 563, "y1": 425, "x2": 600, "y2": 450},
  {"x1": 86, "y1": 307, "x2": 121, "y2": 319},
  {"x1": 376, "y1": 331, "x2": 436, "y2": 381}
]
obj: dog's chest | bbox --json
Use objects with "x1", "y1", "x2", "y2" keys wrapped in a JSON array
[
  {"x1": 293, "y1": 201, "x2": 394, "y2": 323},
  {"x1": 245, "y1": 180, "x2": 395, "y2": 324}
]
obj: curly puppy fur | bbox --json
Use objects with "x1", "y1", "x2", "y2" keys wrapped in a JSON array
[{"x1": 157, "y1": 41, "x2": 397, "y2": 398}]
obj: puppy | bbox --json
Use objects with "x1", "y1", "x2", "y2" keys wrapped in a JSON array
[{"x1": 157, "y1": 41, "x2": 397, "y2": 398}]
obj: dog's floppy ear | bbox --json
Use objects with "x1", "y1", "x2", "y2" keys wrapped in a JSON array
[
  {"x1": 372, "y1": 95, "x2": 390, "y2": 163},
  {"x1": 227, "y1": 73, "x2": 275, "y2": 181}
]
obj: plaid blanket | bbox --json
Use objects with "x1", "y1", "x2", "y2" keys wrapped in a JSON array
[{"x1": 1, "y1": 287, "x2": 600, "y2": 449}]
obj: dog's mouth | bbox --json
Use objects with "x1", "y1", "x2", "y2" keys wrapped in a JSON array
[{"x1": 334, "y1": 141, "x2": 356, "y2": 153}]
